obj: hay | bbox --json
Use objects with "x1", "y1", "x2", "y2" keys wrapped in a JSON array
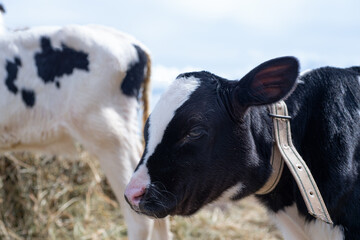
[
  {"x1": 171, "y1": 198, "x2": 283, "y2": 240},
  {"x1": 0, "y1": 152, "x2": 126, "y2": 240},
  {"x1": 0, "y1": 152, "x2": 282, "y2": 239}
]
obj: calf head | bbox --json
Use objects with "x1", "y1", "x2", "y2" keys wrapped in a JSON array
[{"x1": 125, "y1": 57, "x2": 299, "y2": 218}]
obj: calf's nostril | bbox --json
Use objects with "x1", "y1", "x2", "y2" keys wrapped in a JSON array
[
  {"x1": 133, "y1": 191, "x2": 145, "y2": 205},
  {"x1": 125, "y1": 186, "x2": 146, "y2": 207}
]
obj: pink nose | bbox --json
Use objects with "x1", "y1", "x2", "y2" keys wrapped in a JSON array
[{"x1": 124, "y1": 185, "x2": 146, "y2": 207}]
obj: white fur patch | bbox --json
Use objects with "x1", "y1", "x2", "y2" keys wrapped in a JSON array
[
  {"x1": 270, "y1": 204, "x2": 344, "y2": 240},
  {"x1": 126, "y1": 76, "x2": 200, "y2": 201},
  {"x1": 208, "y1": 182, "x2": 245, "y2": 208},
  {"x1": 143, "y1": 76, "x2": 200, "y2": 165},
  {"x1": 297, "y1": 79, "x2": 305, "y2": 85},
  {"x1": 300, "y1": 69, "x2": 312, "y2": 77},
  {"x1": 297, "y1": 69, "x2": 312, "y2": 85}
]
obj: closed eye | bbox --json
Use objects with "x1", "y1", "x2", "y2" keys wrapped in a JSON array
[
  {"x1": 186, "y1": 127, "x2": 206, "y2": 140},
  {"x1": 175, "y1": 126, "x2": 208, "y2": 149}
]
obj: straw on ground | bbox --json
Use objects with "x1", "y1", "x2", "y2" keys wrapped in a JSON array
[{"x1": 0, "y1": 152, "x2": 282, "y2": 240}]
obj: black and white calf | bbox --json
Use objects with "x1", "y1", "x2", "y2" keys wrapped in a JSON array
[
  {"x1": 0, "y1": 22, "x2": 170, "y2": 240},
  {"x1": 125, "y1": 56, "x2": 360, "y2": 239}
]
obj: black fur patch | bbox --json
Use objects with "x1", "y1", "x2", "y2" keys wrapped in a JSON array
[
  {"x1": 121, "y1": 44, "x2": 147, "y2": 99},
  {"x1": 5, "y1": 57, "x2": 22, "y2": 94},
  {"x1": 34, "y1": 37, "x2": 89, "y2": 87},
  {"x1": 0, "y1": 4, "x2": 5, "y2": 13},
  {"x1": 4, "y1": 57, "x2": 37, "y2": 108},
  {"x1": 21, "y1": 89, "x2": 35, "y2": 108}
]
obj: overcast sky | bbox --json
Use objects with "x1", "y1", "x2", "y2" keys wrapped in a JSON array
[{"x1": 2, "y1": 0, "x2": 360, "y2": 104}]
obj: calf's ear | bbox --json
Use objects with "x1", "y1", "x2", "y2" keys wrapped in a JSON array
[{"x1": 235, "y1": 56, "x2": 299, "y2": 107}]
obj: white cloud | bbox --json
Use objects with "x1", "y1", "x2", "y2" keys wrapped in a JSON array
[
  {"x1": 154, "y1": 0, "x2": 360, "y2": 34},
  {"x1": 155, "y1": 0, "x2": 305, "y2": 32},
  {"x1": 151, "y1": 65, "x2": 199, "y2": 90}
]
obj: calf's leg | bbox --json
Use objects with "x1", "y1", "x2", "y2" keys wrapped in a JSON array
[{"x1": 68, "y1": 109, "x2": 171, "y2": 240}]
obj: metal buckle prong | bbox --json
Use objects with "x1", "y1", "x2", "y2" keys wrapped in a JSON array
[{"x1": 268, "y1": 113, "x2": 292, "y2": 120}]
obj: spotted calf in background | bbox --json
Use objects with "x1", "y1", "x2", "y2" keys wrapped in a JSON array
[{"x1": 0, "y1": 19, "x2": 171, "y2": 240}]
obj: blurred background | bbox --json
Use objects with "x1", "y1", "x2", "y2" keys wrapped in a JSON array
[
  {"x1": 3, "y1": 0, "x2": 360, "y2": 107},
  {"x1": 1, "y1": 1, "x2": 359, "y2": 239}
]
